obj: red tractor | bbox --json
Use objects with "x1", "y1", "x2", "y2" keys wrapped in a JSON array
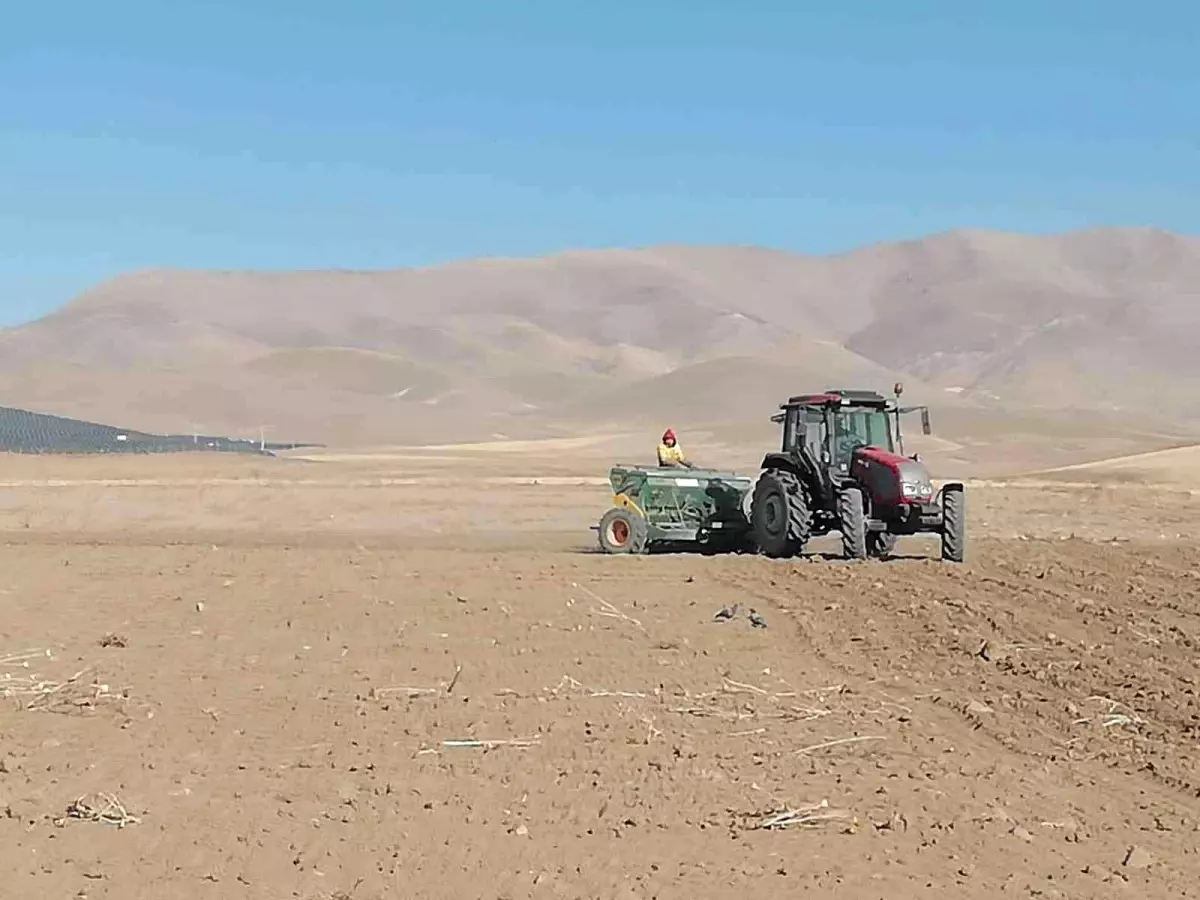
[{"x1": 750, "y1": 384, "x2": 965, "y2": 562}]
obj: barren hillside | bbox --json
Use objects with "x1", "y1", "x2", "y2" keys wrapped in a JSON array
[
  {"x1": 0, "y1": 227, "x2": 1196, "y2": 450},
  {"x1": 1028, "y1": 442, "x2": 1200, "y2": 488}
]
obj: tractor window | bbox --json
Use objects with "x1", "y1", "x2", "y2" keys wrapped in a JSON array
[
  {"x1": 803, "y1": 409, "x2": 827, "y2": 458},
  {"x1": 833, "y1": 410, "x2": 893, "y2": 467},
  {"x1": 784, "y1": 409, "x2": 799, "y2": 450},
  {"x1": 784, "y1": 407, "x2": 826, "y2": 456},
  {"x1": 785, "y1": 407, "x2": 825, "y2": 454}
]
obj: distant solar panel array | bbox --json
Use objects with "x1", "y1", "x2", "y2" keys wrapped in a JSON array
[{"x1": 0, "y1": 406, "x2": 320, "y2": 456}]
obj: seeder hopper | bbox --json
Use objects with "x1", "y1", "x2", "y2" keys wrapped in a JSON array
[{"x1": 594, "y1": 465, "x2": 755, "y2": 555}]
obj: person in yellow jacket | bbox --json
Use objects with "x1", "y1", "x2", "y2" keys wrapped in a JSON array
[{"x1": 657, "y1": 428, "x2": 695, "y2": 468}]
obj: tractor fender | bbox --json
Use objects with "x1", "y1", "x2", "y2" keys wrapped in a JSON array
[
  {"x1": 759, "y1": 452, "x2": 806, "y2": 479},
  {"x1": 935, "y1": 481, "x2": 965, "y2": 504},
  {"x1": 759, "y1": 452, "x2": 826, "y2": 503}
]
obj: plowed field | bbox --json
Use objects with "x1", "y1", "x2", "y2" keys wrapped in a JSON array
[{"x1": 1, "y1": 451, "x2": 1197, "y2": 898}]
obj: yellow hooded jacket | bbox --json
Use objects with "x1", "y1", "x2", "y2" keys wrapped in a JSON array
[{"x1": 657, "y1": 442, "x2": 689, "y2": 467}]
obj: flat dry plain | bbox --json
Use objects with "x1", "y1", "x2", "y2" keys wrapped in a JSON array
[{"x1": 1, "y1": 445, "x2": 1198, "y2": 899}]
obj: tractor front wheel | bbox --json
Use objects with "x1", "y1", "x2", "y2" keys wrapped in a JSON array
[
  {"x1": 751, "y1": 469, "x2": 812, "y2": 558},
  {"x1": 941, "y1": 485, "x2": 965, "y2": 563},
  {"x1": 839, "y1": 487, "x2": 868, "y2": 560},
  {"x1": 597, "y1": 507, "x2": 649, "y2": 555}
]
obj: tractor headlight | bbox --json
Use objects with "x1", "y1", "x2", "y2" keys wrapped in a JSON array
[{"x1": 902, "y1": 480, "x2": 934, "y2": 500}]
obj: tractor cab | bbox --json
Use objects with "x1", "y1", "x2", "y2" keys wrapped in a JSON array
[{"x1": 771, "y1": 386, "x2": 930, "y2": 498}]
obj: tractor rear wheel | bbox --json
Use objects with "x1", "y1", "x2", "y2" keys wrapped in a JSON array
[
  {"x1": 941, "y1": 485, "x2": 965, "y2": 562},
  {"x1": 751, "y1": 469, "x2": 812, "y2": 558},
  {"x1": 839, "y1": 487, "x2": 868, "y2": 560},
  {"x1": 598, "y1": 507, "x2": 648, "y2": 555},
  {"x1": 867, "y1": 532, "x2": 897, "y2": 558}
]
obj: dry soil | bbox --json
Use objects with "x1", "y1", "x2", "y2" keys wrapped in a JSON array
[{"x1": 1, "y1": 449, "x2": 1198, "y2": 899}]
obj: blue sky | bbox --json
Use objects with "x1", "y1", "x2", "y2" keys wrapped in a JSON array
[{"x1": 1, "y1": 0, "x2": 1196, "y2": 325}]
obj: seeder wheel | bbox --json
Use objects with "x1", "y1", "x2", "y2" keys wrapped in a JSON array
[{"x1": 597, "y1": 507, "x2": 649, "y2": 554}]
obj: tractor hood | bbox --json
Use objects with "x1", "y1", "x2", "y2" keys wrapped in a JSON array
[
  {"x1": 855, "y1": 446, "x2": 935, "y2": 502},
  {"x1": 857, "y1": 446, "x2": 926, "y2": 475}
]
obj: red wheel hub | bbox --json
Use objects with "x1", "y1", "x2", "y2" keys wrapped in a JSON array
[{"x1": 611, "y1": 519, "x2": 630, "y2": 545}]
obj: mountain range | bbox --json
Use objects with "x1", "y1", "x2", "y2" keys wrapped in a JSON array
[{"x1": 1, "y1": 226, "x2": 1197, "y2": 459}]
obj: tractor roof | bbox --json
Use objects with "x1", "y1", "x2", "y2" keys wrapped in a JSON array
[{"x1": 782, "y1": 389, "x2": 889, "y2": 409}]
